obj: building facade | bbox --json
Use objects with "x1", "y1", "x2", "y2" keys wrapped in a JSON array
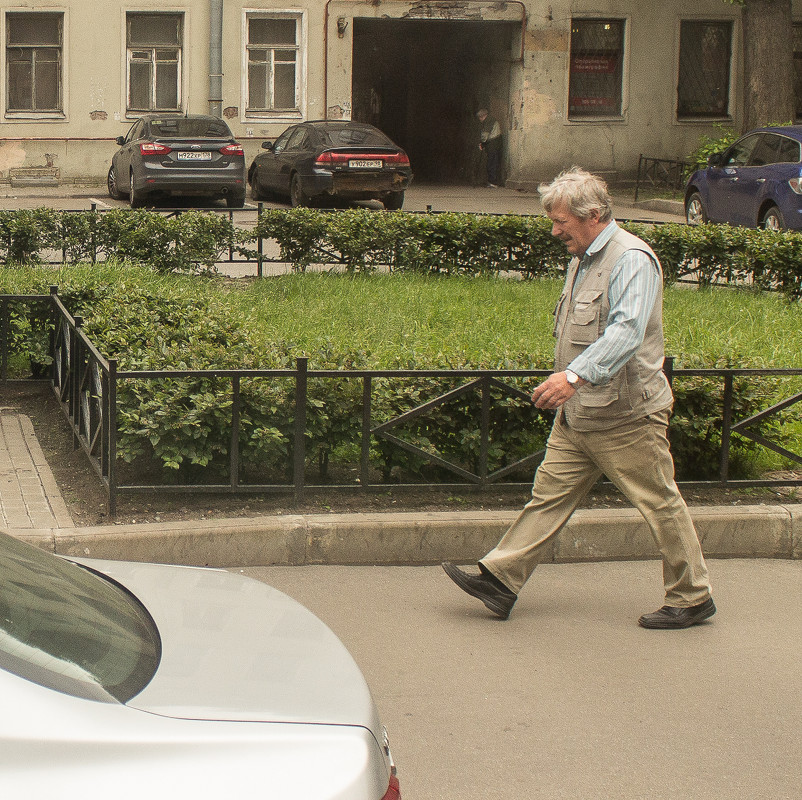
[{"x1": 0, "y1": 0, "x2": 799, "y2": 187}]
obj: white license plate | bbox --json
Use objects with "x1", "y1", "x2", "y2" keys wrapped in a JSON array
[
  {"x1": 177, "y1": 152, "x2": 212, "y2": 161},
  {"x1": 348, "y1": 159, "x2": 382, "y2": 169}
]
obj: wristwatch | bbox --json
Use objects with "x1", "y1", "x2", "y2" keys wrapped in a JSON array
[{"x1": 565, "y1": 370, "x2": 580, "y2": 385}]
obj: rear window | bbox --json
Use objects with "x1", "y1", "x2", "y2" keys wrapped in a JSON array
[
  {"x1": 0, "y1": 532, "x2": 160, "y2": 703},
  {"x1": 149, "y1": 117, "x2": 233, "y2": 138},
  {"x1": 320, "y1": 126, "x2": 394, "y2": 148}
]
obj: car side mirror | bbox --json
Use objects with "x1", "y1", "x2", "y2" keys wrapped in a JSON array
[
  {"x1": 261, "y1": 141, "x2": 275, "y2": 151},
  {"x1": 707, "y1": 152, "x2": 725, "y2": 168},
  {"x1": 115, "y1": 136, "x2": 126, "y2": 146}
]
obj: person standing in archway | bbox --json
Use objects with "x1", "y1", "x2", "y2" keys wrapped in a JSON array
[{"x1": 477, "y1": 108, "x2": 503, "y2": 187}]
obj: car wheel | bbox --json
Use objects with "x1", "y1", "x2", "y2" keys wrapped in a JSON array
[
  {"x1": 762, "y1": 205, "x2": 784, "y2": 231},
  {"x1": 249, "y1": 168, "x2": 265, "y2": 201},
  {"x1": 383, "y1": 191, "x2": 405, "y2": 211},
  {"x1": 290, "y1": 173, "x2": 310, "y2": 208},
  {"x1": 685, "y1": 192, "x2": 707, "y2": 225},
  {"x1": 129, "y1": 171, "x2": 145, "y2": 209},
  {"x1": 107, "y1": 166, "x2": 123, "y2": 200}
]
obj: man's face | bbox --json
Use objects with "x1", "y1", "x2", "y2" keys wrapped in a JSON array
[{"x1": 547, "y1": 202, "x2": 602, "y2": 257}]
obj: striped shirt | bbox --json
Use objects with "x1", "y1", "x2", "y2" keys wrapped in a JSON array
[{"x1": 566, "y1": 221, "x2": 661, "y2": 386}]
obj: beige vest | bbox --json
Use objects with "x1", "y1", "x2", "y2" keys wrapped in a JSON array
[{"x1": 553, "y1": 227, "x2": 673, "y2": 431}]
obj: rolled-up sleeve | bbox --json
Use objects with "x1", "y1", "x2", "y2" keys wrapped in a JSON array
[{"x1": 567, "y1": 250, "x2": 660, "y2": 386}]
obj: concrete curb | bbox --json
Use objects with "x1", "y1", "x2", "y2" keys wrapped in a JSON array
[{"x1": 10, "y1": 504, "x2": 802, "y2": 567}]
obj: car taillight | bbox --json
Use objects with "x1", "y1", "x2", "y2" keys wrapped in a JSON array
[
  {"x1": 221, "y1": 143, "x2": 244, "y2": 156},
  {"x1": 384, "y1": 152, "x2": 410, "y2": 165},
  {"x1": 314, "y1": 151, "x2": 409, "y2": 166},
  {"x1": 380, "y1": 774, "x2": 401, "y2": 800},
  {"x1": 140, "y1": 142, "x2": 171, "y2": 155},
  {"x1": 789, "y1": 177, "x2": 802, "y2": 194}
]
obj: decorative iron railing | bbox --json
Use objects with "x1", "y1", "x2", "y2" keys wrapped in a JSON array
[{"x1": 2, "y1": 291, "x2": 801, "y2": 517}]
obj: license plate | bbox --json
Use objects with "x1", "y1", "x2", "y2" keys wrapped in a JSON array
[
  {"x1": 348, "y1": 159, "x2": 382, "y2": 169},
  {"x1": 177, "y1": 152, "x2": 212, "y2": 161}
]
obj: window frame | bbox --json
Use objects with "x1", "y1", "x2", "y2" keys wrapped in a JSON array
[
  {"x1": 566, "y1": 17, "x2": 628, "y2": 123},
  {"x1": 4, "y1": 9, "x2": 66, "y2": 120},
  {"x1": 125, "y1": 11, "x2": 184, "y2": 117},
  {"x1": 675, "y1": 17, "x2": 735, "y2": 123},
  {"x1": 242, "y1": 8, "x2": 307, "y2": 122}
]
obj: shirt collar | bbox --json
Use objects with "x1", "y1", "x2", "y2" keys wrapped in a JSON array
[{"x1": 582, "y1": 220, "x2": 619, "y2": 260}]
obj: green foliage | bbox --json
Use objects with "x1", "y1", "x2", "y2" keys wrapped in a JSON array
[{"x1": 686, "y1": 123, "x2": 738, "y2": 171}]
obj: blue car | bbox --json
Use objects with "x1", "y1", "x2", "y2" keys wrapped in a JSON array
[{"x1": 684, "y1": 125, "x2": 802, "y2": 230}]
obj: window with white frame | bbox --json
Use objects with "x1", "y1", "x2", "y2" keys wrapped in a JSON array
[
  {"x1": 677, "y1": 20, "x2": 732, "y2": 119},
  {"x1": 568, "y1": 19, "x2": 625, "y2": 119},
  {"x1": 127, "y1": 13, "x2": 182, "y2": 113},
  {"x1": 246, "y1": 14, "x2": 301, "y2": 114},
  {"x1": 6, "y1": 12, "x2": 63, "y2": 114}
]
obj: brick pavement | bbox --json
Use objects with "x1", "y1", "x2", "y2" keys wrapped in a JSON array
[{"x1": 0, "y1": 413, "x2": 73, "y2": 531}]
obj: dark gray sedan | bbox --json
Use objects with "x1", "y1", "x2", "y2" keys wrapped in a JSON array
[
  {"x1": 248, "y1": 121, "x2": 412, "y2": 209},
  {"x1": 108, "y1": 115, "x2": 247, "y2": 208}
]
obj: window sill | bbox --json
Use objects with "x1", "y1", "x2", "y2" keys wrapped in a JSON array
[
  {"x1": 244, "y1": 110, "x2": 303, "y2": 123},
  {"x1": 4, "y1": 112, "x2": 66, "y2": 122},
  {"x1": 565, "y1": 116, "x2": 626, "y2": 124}
]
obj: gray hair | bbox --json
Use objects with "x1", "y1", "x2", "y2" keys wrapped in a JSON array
[{"x1": 538, "y1": 167, "x2": 613, "y2": 223}]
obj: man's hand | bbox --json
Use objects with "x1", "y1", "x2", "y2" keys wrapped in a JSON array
[{"x1": 531, "y1": 372, "x2": 585, "y2": 409}]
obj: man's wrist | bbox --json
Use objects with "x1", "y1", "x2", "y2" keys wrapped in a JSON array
[{"x1": 565, "y1": 370, "x2": 586, "y2": 387}]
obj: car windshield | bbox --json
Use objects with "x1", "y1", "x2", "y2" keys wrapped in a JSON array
[
  {"x1": 320, "y1": 126, "x2": 394, "y2": 148},
  {"x1": 0, "y1": 532, "x2": 160, "y2": 703},
  {"x1": 149, "y1": 117, "x2": 232, "y2": 138}
]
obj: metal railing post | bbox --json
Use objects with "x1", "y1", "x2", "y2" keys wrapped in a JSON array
[
  {"x1": 361, "y1": 375, "x2": 372, "y2": 491},
  {"x1": 108, "y1": 358, "x2": 118, "y2": 517},
  {"x1": 719, "y1": 372, "x2": 735, "y2": 484},
  {"x1": 230, "y1": 374, "x2": 240, "y2": 489},
  {"x1": 257, "y1": 202, "x2": 264, "y2": 278},
  {"x1": 293, "y1": 357, "x2": 308, "y2": 503}
]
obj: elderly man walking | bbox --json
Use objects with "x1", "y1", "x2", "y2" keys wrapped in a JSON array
[{"x1": 443, "y1": 167, "x2": 715, "y2": 629}]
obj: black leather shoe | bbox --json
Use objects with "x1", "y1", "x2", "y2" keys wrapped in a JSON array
[
  {"x1": 638, "y1": 597, "x2": 716, "y2": 629},
  {"x1": 442, "y1": 562, "x2": 517, "y2": 620}
]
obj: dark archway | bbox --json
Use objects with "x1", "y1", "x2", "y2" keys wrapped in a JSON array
[{"x1": 351, "y1": 18, "x2": 516, "y2": 184}]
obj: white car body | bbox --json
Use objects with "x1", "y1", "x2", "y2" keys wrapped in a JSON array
[{"x1": 0, "y1": 541, "x2": 396, "y2": 799}]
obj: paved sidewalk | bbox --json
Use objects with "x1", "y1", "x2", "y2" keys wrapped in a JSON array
[{"x1": 0, "y1": 413, "x2": 73, "y2": 531}]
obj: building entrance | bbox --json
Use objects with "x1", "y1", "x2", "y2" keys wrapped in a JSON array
[{"x1": 351, "y1": 18, "x2": 517, "y2": 184}]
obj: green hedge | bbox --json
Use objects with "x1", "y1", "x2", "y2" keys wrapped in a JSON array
[
  {"x1": 5, "y1": 207, "x2": 802, "y2": 297},
  {"x1": 4, "y1": 273, "x2": 782, "y2": 486}
]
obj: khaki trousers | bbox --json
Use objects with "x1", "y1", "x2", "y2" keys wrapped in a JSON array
[{"x1": 480, "y1": 409, "x2": 712, "y2": 606}]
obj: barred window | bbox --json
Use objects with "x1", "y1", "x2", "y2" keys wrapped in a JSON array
[
  {"x1": 677, "y1": 21, "x2": 732, "y2": 119},
  {"x1": 6, "y1": 12, "x2": 63, "y2": 113},
  {"x1": 247, "y1": 15, "x2": 300, "y2": 113},
  {"x1": 568, "y1": 19, "x2": 624, "y2": 119},
  {"x1": 127, "y1": 13, "x2": 182, "y2": 112}
]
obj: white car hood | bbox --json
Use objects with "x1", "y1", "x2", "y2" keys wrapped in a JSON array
[{"x1": 80, "y1": 559, "x2": 381, "y2": 732}]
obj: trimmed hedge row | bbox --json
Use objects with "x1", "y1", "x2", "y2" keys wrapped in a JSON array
[{"x1": 4, "y1": 207, "x2": 802, "y2": 296}]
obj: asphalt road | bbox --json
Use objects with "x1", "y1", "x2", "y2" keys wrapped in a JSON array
[
  {"x1": 240, "y1": 559, "x2": 801, "y2": 800},
  {"x1": 0, "y1": 181, "x2": 684, "y2": 222}
]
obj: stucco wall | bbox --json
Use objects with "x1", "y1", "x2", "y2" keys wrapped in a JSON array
[{"x1": 0, "y1": 0, "x2": 799, "y2": 185}]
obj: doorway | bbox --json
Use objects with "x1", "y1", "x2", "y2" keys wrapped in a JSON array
[{"x1": 351, "y1": 18, "x2": 517, "y2": 184}]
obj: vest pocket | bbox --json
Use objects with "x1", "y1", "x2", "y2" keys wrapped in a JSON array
[{"x1": 568, "y1": 289, "x2": 603, "y2": 345}]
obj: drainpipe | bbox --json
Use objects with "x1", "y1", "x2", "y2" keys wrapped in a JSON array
[{"x1": 209, "y1": 0, "x2": 223, "y2": 118}]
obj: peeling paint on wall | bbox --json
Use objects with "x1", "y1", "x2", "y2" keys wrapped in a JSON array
[
  {"x1": 522, "y1": 87, "x2": 559, "y2": 126},
  {"x1": 0, "y1": 142, "x2": 27, "y2": 173},
  {"x1": 525, "y1": 28, "x2": 568, "y2": 53},
  {"x1": 90, "y1": 110, "x2": 108, "y2": 120},
  {"x1": 327, "y1": 102, "x2": 351, "y2": 119}
]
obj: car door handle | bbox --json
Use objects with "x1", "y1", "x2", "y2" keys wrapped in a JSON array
[{"x1": 756, "y1": 178, "x2": 766, "y2": 183}]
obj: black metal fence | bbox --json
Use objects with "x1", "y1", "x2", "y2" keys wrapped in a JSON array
[
  {"x1": 3, "y1": 291, "x2": 802, "y2": 516},
  {"x1": 634, "y1": 155, "x2": 692, "y2": 201}
]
